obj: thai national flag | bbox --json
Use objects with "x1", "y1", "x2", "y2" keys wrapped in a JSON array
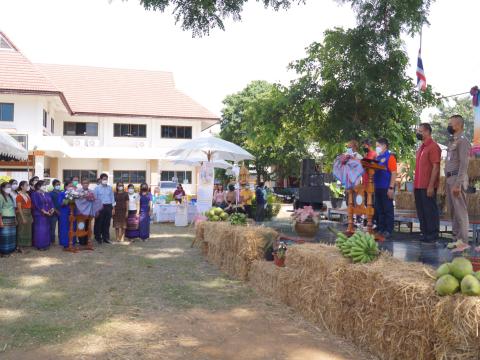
[{"x1": 416, "y1": 49, "x2": 427, "y2": 91}]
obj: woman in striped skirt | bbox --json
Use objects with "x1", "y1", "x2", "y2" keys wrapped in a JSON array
[
  {"x1": 16, "y1": 181, "x2": 33, "y2": 250},
  {"x1": 0, "y1": 181, "x2": 17, "y2": 256}
]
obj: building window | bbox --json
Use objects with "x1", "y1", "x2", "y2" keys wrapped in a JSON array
[
  {"x1": 43, "y1": 110, "x2": 48, "y2": 128},
  {"x1": 161, "y1": 126, "x2": 192, "y2": 139},
  {"x1": 113, "y1": 170, "x2": 146, "y2": 184},
  {"x1": 63, "y1": 122, "x2": 98, "y2": 136},
  {"x1": 160, "y1": 171, "x2": 192, "y2": 184},
  {"x1": 51, "y1": 118, "x2": 55, "y2": 133},
  {"x1": 10, "y1": 134, "x2": 28, "y2": 150},
  {"x1": 62, "y1": 169, "x2": 98, "y2": 182},
  {"x1": 0, "y1": 103, "x2": 14, "y2": 121},
  {"x1": 113, "y1": 124, "x2": 146, "y2": 138}
]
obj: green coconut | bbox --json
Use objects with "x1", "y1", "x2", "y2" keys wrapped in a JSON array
[
  {"x1": 214, "y1": 208, "x2": 223, "y2": 216},
  {"x1": 461, "y1": 274, "x2": 480, "y2": 296},
  {"x1": 450, "y1": 257, "x2": 474, "y2": 280},
  {"x1": 474, "y1": 271, "x2": 480, "y2": 282},
  {"x1": 436, "y1": 263, "x2": 451, "y2": 279},
  {"x1": 435, "y1": 274, "x2": 460, "y2": 296}
]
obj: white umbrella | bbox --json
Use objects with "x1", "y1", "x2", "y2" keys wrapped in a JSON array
[
  {"x1": 0, "y1": 132, "x2": 28, "y2": 160},
  {"x1": 171, "y1": 157, "x2": 232, "y2": 170},
  {"x1": 166, "y1": 136, "x2": 254, "y2": 162}
]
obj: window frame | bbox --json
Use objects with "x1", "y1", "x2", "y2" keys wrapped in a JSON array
[
  {"x1": 113, "y1": 123, "x2": 147, "y2": 138},
  {"x1": 113, "y1": 170, "x2": 147, "y2": 184},
  {"x1": 0, "y1": 103, "x2": 14, "y2": 122},
  {"x1": 43, "y1": 110, "x2": 48, "y2": 128},
  {"x1": 63, "y1": 122, "x2": 99, "y2": 136},
  {"x1": 51, "y1": 118, "x2": 55, "y2": 133},
  {"x1": 160, "y1": 170, "x2": 192, "y2": 183},
  {"x1": 161, "y1": 126, "x2": 193, "y2": 139},
  {"x1": 62, "y1": 169, "x2": 98, "y2": 183}
]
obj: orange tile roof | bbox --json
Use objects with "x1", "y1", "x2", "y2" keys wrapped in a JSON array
[{"x1": 0, "y1": 31, "x2": 218, "y2": 121}]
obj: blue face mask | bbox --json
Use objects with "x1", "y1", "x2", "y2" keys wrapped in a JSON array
[
  {"x1": 54, "y1": 185, "x2": 61, "y2": 191},
  {"x1": 346, "y1": 148, "x2": 354, "y2": 155}
]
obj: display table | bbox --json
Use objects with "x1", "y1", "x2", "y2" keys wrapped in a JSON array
[{"x1": 154, "y1": 204, "x2": 197, "y2": 223}]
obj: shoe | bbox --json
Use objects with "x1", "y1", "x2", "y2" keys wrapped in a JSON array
[
  {"x1": 104, "y1": 239, "x2": 112, "y2": 244},
  {"x1": 383, "y1": 231, "x2": 392, "y2": 239},
  {"x1": 96, "y1": 240, "x2": 103, "y2": 245}
]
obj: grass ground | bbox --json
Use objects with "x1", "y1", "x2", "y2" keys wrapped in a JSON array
[{"x1": 0, "y1": 223, "x2": 376, "y2": 360}]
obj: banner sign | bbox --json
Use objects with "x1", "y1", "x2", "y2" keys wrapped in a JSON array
[{"x1": 196, "y1": 162, "x2": 214, "y2": 214}]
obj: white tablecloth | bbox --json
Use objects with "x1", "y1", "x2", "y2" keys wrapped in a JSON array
[{"x1": 154, "y1": 204, "x2": 197, "y2": 223}]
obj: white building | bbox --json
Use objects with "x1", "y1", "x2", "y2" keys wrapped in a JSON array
[{"x1": 0, "y1": 31, "x2": 219, "y2": 190}]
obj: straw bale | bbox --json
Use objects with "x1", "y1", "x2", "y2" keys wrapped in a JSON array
[
  {"x1": 194, "y1": 221, "x2": 206, "y2": 246},
  {"x1": 438, "y1": 177, "x2": 446, "y2": 196},
  {"x1": 467, "y1": 158, "x2": 480, "y2": 180},
  {"x1": 202, "y1": 222, "x2": 278, "y2": 280},
  {"x1": 333, "y1": 255, "x2": 438, "y2": 360},
  {"x1": 395, "y1": 191, "x2": 416, "y2": 210},
  {"x1": 433, "y1": 297, "x2": 480, "y2": 360}
]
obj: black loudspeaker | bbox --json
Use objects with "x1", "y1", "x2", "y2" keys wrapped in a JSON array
[
  {"x1": 301, "y1": 159, "x2": 316, "y2": 187},
  {"x1": 307, "y1": 174, "x2": 325, "y2": 187}
]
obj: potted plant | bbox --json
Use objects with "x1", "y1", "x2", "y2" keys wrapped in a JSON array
[
  {"x1": 399, "y1": 156, "x2": 415, "y2": 192},
  {"x1": 273, "y1": 242, "x2": 287, "y2": 267},
  {"x1": 327, "y1": 182, "x2": 344, "y2": 209},
  {"x1": 291, "y1": 206, "x2": 320, "y2": 238}
]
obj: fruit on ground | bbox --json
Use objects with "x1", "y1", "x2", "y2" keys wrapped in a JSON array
[
  {"x1": 461, "y1": 275, "x2": 480, "y2": 296},
  {"x1": 435, "y1": 274, "x2": 460, "y2": 296},
  {"x1": 436, "y1": 263, "x2": 451, "y2": 279},
  {"x1": 450, "y1": 257, "x2": 474, "y2": 280}
]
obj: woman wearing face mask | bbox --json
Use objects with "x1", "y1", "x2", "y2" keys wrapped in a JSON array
[
  {"x1": 0, "y1": 182, "x2": 18, "y2": 256},
  {"x1": 31, "y1": 180, "x2": 54, "y2": 250},
  {"x1": 8, "y1": 179, "x2": 19, "y2": 206},
  {"x1": 48, "y1": 179, "x2": 62, "y2": 245},
  {"x1": 28, "y1": 176, "x2": 39, "y2": 197},
  {"x1": 126, "y1": 184, "x2": 140, "y2": 240},
  {"x1": 138, "y1": 183, "x2": 153, "y2": 241},
  {"x1": 113, "y1": 182, "x2": 129, "y2": 242},
  {"x1": 16, "y1": 181, "x2": 32, "y2": 251}
]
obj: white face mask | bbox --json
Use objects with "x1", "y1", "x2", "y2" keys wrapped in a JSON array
[
  {"x1": 375, "y1": 146, "x2": 383, "y2": 155},
  {"x1": 11, "y1": 184, "x2": 18, "y2": 191},
  {"x1": 40, "y1": 186, "x2": 47, "y2": 192},
  {"x1": 102, "y1": 180, "x2": 108, "y2": 185},
  {"x1": 54, "y1": 185, "x2": 61, "y2": 191},
  {"x1": 4, "y1": 188, "x2": 12, "y2": 194},
  {"x1": 128, "y1": 189, "x2": 134, "y2": 194},
  {"x1": 117, "y1": 186, "x2": 124, "y2": 191},
  {"x1": 346, "y1": 148, "x2": 353, "y2": 155}
]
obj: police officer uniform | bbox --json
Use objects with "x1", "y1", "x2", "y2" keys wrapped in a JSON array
[{"x1": 445, "y1": 131, "x2": 471, "y2": 242}]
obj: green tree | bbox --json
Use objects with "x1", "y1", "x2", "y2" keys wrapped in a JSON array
[
  {"x1": 139, "y1": 0, "x2": 305, "y2": 36},
  {"x1": 220, "y1": 80, "x2": 311, "y2": 183},
  {"x1": 287, "y1": 0, "x2": 438, "y2": 166},
  {"x1": 429, "y1": 96, "x2": 474, "y2": 146}
]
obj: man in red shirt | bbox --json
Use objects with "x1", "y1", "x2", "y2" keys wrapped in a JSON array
[{"x1": 414, "y1": 123, "x2": 441, "y2": 242}]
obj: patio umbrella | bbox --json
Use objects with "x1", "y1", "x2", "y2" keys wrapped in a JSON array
[
  {"x1": 166, "y1": 136, "x2": 254, "y2": 162},
  {"x1": 170, "y1": 157, "x2": 232, "y2": 170},
  {"x1": 0, "y1": 132, "x2": 28, "y2": 161}
]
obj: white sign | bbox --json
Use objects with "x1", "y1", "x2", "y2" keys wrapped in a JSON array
[{"x1": 197, "y1": 162, "x2": 214, "y2": 214}]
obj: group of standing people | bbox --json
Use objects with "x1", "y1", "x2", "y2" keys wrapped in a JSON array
[
  {"x1": 346, "y1": 114, "x2": 471, "y2": 243},
  {"x1": 0, "y1": 173, "x2": 153, "y2": 257},
  {"x1": 212, "y1": 182, "x2": 267, "y2": 222}
]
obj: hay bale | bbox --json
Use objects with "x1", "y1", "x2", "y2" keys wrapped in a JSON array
[
  {"x1": 333, "y1": 256, "x2": 438, "y2": 360},
  {"x1": 433, "y1": 297, "x2": 480, "y2": 360},
  {"x1": 438, "y1": 177, "x2": 446, "y2": 197},
  {"x1": 203, "y1": 222, "x2": 278, "y2": 280},
  {"x1": 194, "y1": 221, "x2": 206, "y2": 247},
  {"x1": 467, "y1": 158, "x2": 480, "y2": 180},
  {"x1": 395, "y1": 191, "x2": 416, "y2": 210}
]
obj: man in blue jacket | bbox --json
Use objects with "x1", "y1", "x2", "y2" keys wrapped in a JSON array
[{"x1": 255, "y1": 182, "x2": 266, "y2": 222}]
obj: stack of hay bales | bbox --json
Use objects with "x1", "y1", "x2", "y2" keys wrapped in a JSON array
[
  {"x1": 250, "y1": 245, "x2": 438, "y2": 360},
  {"x1": 200, "y1": 222, "x2": 277, "y2": 280}
]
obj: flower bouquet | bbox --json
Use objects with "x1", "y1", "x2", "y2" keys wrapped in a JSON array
[{"x1": 63, "y1": 188, "x2": 81, "y2": 205}]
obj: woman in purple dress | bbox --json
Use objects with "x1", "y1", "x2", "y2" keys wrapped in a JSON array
[
  {"x1": 138, "y1": 183, "x2": 152, "y2": 241},
  {"x1": 31, "y1": 180, "x2": 54, "y2": 250}
]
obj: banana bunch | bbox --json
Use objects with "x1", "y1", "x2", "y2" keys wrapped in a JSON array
[{"x1": 335, "y1": 231, "x2": 379, "y2": 263}]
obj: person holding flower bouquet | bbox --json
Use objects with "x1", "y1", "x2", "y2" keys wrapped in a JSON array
[{"x1": 31, "y1": 180, "x2": 54, "y2": 250}]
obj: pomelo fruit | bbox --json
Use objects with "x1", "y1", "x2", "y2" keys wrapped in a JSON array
[
  {"x1": 214, "y1": 208, "x2": 223, "y2": 216},
  {"x1": 450, "y1": 257, "x2": 473, "y2": 280},
  {"x1": 435, "y1": 274, "x2": 460, "y2": 296},
  {"x1": 461, "y1": 274, "x2": 480, "y2": 296},
  {"x1": 212, "y1": 215, "x2": 220, "y2": 222},
  {"x1": 220, "y1": 213, "x2": 228, "y2": 220},
  {"x1": 436, "y1": 263, "x2": 451, "y2": 278},
  {"x1": 209, "y1": 209, "x2": 216, "y2": 217}
]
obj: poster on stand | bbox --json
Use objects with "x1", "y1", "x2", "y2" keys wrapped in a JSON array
[
  {"x1": 197, "y1": 162, "x2": 214, "y2": 214},
  {"x1": 474, "y1": 103, "x2": 480, "y2": 148}
]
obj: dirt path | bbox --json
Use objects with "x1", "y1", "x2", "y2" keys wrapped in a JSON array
[{"x1": 0, "y1": 224, "x2": 376, "y2": 360}]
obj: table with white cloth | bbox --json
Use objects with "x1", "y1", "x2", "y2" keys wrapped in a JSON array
[{"x1": 153, "y1": 203, "x2": 198, "y2": 223}]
